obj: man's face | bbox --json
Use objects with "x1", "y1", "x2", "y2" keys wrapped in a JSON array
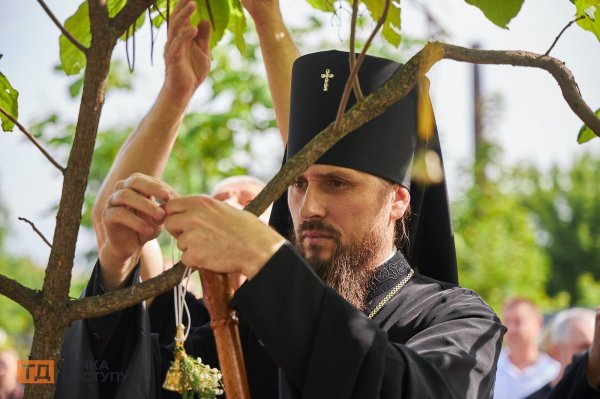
[
  {"x1": 212, "y1": 180, "x2": 271, "y2": 223},
  {"x1": 503, "y1": 303, "x2": 543, "y2": 349},
  {"x1": 287, "y1": 164, "x2": 407, "y2": 272}
]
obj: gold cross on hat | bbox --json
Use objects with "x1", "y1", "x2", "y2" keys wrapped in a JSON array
[{"x1": 320, "y1": 68, "x2": 334, "y2": 92}]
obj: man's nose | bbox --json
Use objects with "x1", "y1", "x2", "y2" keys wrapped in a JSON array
[{"x1": 299, "y1": 185, "x2": 326, "y2": 220}]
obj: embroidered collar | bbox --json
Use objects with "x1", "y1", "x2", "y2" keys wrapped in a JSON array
[{"x1": 366, "y1": 251, "x2": 412, "y2": 301}]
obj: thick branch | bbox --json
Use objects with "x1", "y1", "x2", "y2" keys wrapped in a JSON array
[
  {"x1": 0, "y1": 272, "x2": 40, "y2": 314},
  {"x1": 66, "y1": 263, "x2": 186, "y2": 321},
  {"x1": 247, "y1": 42, "x2": 600, "y2": 215},
  {"x1": 112, "y1": 0, "x2": 154, "y2": 38},
  {"x1": 36, "y1": 0, "x2": 88, "y2": 54},
  {"x1": 0, "y1": 106, "x2": 65, "y2": 173},
  {"x1": 441, "y1": 43, "x2": 600, "y2": 137},
  {"x1": 18, "y1": 217, "x2": 52, "y2": 248}
]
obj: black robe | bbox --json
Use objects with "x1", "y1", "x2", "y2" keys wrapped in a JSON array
[
  {"x1": 57, "y1": 243, "x2": 505, "y2": 398},
  {"x1": 524, "y1": 352, "x2": 600, "y2": 399}
]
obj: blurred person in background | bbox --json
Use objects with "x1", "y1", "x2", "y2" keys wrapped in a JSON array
[
  {"x1": 526, "y1": 307, "x2": 597, "y2": 399},
  {"x1": 0, "y1": 349, "x2": 23, "y2": 399},
  {"x1": 494, "y1": 298, "x2": 560, "y2": 399}
]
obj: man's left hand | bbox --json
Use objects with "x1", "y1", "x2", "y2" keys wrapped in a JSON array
[{"x1": 164, "y1": 195, "x2": 285, "y2": 279}]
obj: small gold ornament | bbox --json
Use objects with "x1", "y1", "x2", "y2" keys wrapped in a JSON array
[
  {"x1": 162, "y1": 324, "x2": 225, "y2": 398},
  {"x1": 320, "y1": 68, "x2": 334, "y2": 91},
  {"x1": 163, "y1": 324, "x2": 186, "y2": 393}
]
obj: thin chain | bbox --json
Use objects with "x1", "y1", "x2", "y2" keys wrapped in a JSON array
[{"x1": 368, "y1": 269, "x2": 414, "y2": 319}]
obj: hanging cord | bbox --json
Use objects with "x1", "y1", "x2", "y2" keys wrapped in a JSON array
[{"x1": 171, "y1": 236, "x2": 193, "y2": 341}]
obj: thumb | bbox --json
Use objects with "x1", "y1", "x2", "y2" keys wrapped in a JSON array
[{"x1": 195, "y1": 19, "x2": 212, "y2": 51}]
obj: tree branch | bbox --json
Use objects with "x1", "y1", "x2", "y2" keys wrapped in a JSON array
[
  {"x1": 36, "y1": 0, "x2": 88, "y2": 54},
  {"x1": 441, "y1": 43, "x2": 600, "y2": 137},
  {"x1": 0, "y1": 272, "x2": 40, "y2": 314},
  {"x1": 545, "y1": 16, "x2": 585, "y2": 56},
  {"x1": 349, "y1": 0, "x2": 364, "y2": 101},
  {"x1": 0, "y1": 106, "x2": 66, "y2": 173},
  {"x1": 112, "y1": 0, "x2": 154, "y2": 39},
  {"x1": 66, "y1": 262, "x2": 186, "y2": 321},
  {"x1": 336, "y1": 0, "x2": 391, "y2": 129},
  {"x1": 247, "y1": 42, "x2": 600, "y2": 217},
  {"x1": 18, "y1": 217, "x2": 52, "y2": 248}
]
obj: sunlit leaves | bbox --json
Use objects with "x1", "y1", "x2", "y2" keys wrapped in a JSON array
[
  {"x1": 59, "y1": 2, "x2": 90, "y2": 75},
  {"x1": 362, "y1": 0, "x2": 402, "y2": 46},
  {"x1": 575, "y1": 0, "x2": 600, "y2": 41},
  {"x1": 464, "y1": 0, "x2": 525, "y2": 29},
  {"x1": 0, "y1": 72, "x2": 19, "y2": 132},
  {"x1": 192, "y1": 0, "x2": 230, "y2": 48},
  {"x1": 305, "y1": 0, "x2": 336, "y2": 12},
  {"x1": 227, "y1": 0, "x2": 247, "y2": 54},
  {"x1": 577, "y1": 108, "x2": 600, "y2": 144}
]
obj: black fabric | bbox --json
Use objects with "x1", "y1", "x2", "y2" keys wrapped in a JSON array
[
  {"x1": 270, "y1": 50, "x2": 458, "y2": 285},
  {"x1": 526, "y1": 352, "x2": 600, "y2": 399},
  {"x1": 287, "y1": 51, "x2": 415, "y2": 188},
  {"x1": 149, "y1": 289, "x2": 210, "y2": 346},
  {"x1": 61, "y1": 244, "x2": 504, "y2": 398}
]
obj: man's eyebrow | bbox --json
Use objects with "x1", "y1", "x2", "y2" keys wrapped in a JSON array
[{"x1": 318, "y1": 171, "x2": 354, "y2": 180}]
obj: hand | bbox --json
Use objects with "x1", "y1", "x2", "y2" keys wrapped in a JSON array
[
  {"x1": 164, "y1": 195, "x2": 285, "y2": 279},
  {"x1": 162, "y1": 0, "x2": 212, "y2": 106},
  {"x1": 587, "y1": 307, "x2": 600, "y2": 388},
  {"x1": 99, "y1": 173, "x2": 177, "y2": 290}
]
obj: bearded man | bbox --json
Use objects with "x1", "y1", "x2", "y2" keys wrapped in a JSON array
[{"x1": 57, "y1": 1, "x2": 506, "y2": 398}]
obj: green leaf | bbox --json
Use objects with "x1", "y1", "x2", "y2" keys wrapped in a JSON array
[
  {"x1": 362, "y1": 0, "x2": 402, "y2": 47},
  {"x1": 193, "y1": 0, "x2": 230, "y2": 48},
  {"x1": 465, "y1": 0, "x2": 525, "y2": 29},
  {"x1": 575, "y1": 0, "x2": 600, "y2": 41},
  {"x1": 107, "y1": 0, "x2": 128, "y2": 18},
  {"x1": 305, "y1": 0, "x2": 336, "y2": 12},
  {"x1": 59, "y1": 2, "x2": 91, "y2": 75},
  {"x1": 577, "y1": 108, "x2": 600, "y2": 144},
  {"x1": 0, "y1": 72, "x2": 19, "y2": 132},
  {"x1": 227, "y1": 0, "x2": 247, "y2": 55}
]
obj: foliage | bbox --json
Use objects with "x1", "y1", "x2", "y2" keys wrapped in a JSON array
[
  {"x1": 578, "y1": 108, "x2": 600, "y2": 144},
  {"x1": 59, "y1": 0, "x2": 245, "y2": 76},
  {"x1": 452, "y1": 141, "x2": 568, "y2": 311},
  {"x1": 510, "y1": 152, "x2": 600, "y2": 304},
  {"x1": 464, "y1": 0, "x2": 525, "y2": 29},
  {"x1": 0, "y1": 72, "x2": 19, "y2": 131},
  {"x1": 575, "y1": 0, "x2": 600, "y2": 41},
  {"x1": 577, "y1": 272, "x2": 600, "y2": 306}
]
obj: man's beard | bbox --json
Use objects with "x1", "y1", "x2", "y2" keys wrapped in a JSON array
[{"x1": 292, "y1": 220, "x2": 387, "y2": 311}]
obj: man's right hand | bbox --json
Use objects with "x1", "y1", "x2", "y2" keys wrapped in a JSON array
[
  {"x1": 161, "y1": 0, "x2": 212, "y2": 107},
  {"x1": 99, "y1": 173, "x2": 176, "y2": 291}
]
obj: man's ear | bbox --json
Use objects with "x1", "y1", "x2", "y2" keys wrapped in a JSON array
[{"x1": 390, "y1": 185, "x2": 410, "y2": 221}]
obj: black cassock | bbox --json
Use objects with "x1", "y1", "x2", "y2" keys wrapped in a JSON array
[{"x1": 57, "y1": 243, "x2": 504, "y2": 399}]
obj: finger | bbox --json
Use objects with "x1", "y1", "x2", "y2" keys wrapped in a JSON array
[
  {"x1": 168, "y1": 0, "x2": 196, "y2": 41},
  {"x1": 123, "y1": 173, "x2": 176, "y2": 204},
  {"x1": 165, "y1": 195, "x2": 216, "y2": 216},
  {"x1": 104, "y1": 206, "x2": 158, "y2": 236},
  {"x1": 195, "y1": 19, "x2": 211, "y2": 53},
  {"x1": 166, "y1": 27, "x2": 199, "y2": 59},
  {"x1": 109, "y1": 188, "x2": 167, "y2": 222},
  {"x1": 163, "y1": 211, "x2": 194, "y2": 238}
]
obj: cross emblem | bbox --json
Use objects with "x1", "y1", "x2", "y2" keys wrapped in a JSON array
[{"x1": 320, "y1": 68, "x2": 334, "y2": 92}]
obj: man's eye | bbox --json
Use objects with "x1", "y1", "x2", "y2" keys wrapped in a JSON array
[
  {"x1": 330, "y1": 179, "x2": 345, "y2": 187},
  {"x1": 293, "y1": 180, "x2": 306, "y2": 188}
]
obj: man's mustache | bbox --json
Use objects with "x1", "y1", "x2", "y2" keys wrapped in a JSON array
[{"x1": 297, "y1": 220, "x2": 341, "y2": 239}]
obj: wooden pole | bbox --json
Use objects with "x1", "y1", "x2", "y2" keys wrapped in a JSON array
[{"x1": 200, "y1": 270, "x2": 250, "y2": 399}]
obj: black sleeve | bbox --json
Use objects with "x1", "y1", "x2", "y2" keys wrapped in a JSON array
[
  {"x1": 545, "y1": 352, "x2": 600, "y2": 399},
  {"x1": 230, "y1": 242, "x2": 503, "y2": 399}
]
